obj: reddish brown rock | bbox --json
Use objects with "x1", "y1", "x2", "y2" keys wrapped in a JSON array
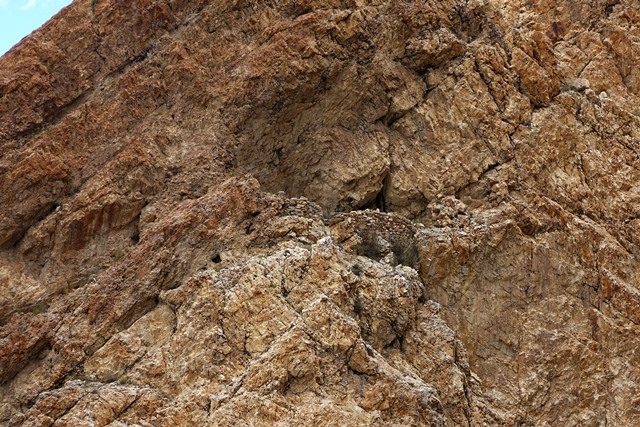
[{"x1": 2, "y1": 0, "x2": 640, "y2": 425}]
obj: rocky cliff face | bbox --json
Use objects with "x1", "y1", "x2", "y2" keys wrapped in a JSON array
[{"x1": 2, "y1": 0, "x2": 640, "y2": 425}]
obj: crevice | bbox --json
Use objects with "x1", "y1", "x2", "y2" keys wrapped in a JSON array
[
  {"x1": 114, "y1": 296, "x2": 159, "y2": 332},
  {"x1": 9, "y1": 88, "x2": 92, "y2": 150},
  {"x1": 104, "y1": 47, "x2": 152, "y2": 80},
  {"x1": 9, "y1": 201, "x2": 60, "y2": 249},
  {"x1": 130, "y1": 215, "x2": 141, "y2": 244},
  {"x1": 360, "y1": 176, "x2": 389, "y2": 213},
  {"x1": 376, "y1": 174, "x2": 389, "y2": 213},
  {"x1": 477, "y1": 161, "x2": 501, "y2": 180},
  {"x1": 377, "y1": 104, "x2": 417, "y2": 130},
  {"x1": 0, "y1": 332, "x2": 52, "y2": 386},
  {"x1": 45, "y1": 390, "x2": 88, "y2": 423},
  {"x1": 383, "y1": 332, "x2": 404, "y2": 351},
  {"x1": 455, "y1": 159, "x2": 509, "y2": 200}
]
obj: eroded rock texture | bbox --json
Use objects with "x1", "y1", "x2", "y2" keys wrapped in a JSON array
[{"x1": 1, "y1": 0, "x2": 640, "y2": 425}]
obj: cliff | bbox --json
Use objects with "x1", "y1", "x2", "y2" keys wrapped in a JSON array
[{"x1": 1, "y1": 0, "x2": 640, "y2": 425}]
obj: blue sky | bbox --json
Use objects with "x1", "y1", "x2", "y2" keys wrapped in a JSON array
[{"x1": 0, "y1": 0, "x2": 73, "y2": 56}]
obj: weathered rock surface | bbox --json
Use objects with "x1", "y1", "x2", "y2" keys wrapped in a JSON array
[{"x1": 1, "y1": 0, "x2": 640, "y2": 425}]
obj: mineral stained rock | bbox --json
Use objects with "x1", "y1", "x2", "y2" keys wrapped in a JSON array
[{"x1": 1, "y1": 0, "x2": 640, "y2": 425}]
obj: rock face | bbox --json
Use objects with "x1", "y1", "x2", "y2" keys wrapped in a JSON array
[{"x1": 2, "y1": 0, "x2": 640, "y2": 425}]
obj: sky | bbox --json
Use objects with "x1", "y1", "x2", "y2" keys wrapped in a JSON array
[{"x1": 0, "y1": 0, "x2": 73, "y2": 56}]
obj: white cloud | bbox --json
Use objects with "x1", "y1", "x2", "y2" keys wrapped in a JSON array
[
  {"x1": 21, "y1": 0, "x2": 37, "y2": 10},
  {"x1": 0, "y1": 0, "x2": 8, "y2": 8}
]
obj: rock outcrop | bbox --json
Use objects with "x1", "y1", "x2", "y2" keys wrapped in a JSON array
[{"x1": 1, "y1": 0, "x2": 640, "y2": 425}]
